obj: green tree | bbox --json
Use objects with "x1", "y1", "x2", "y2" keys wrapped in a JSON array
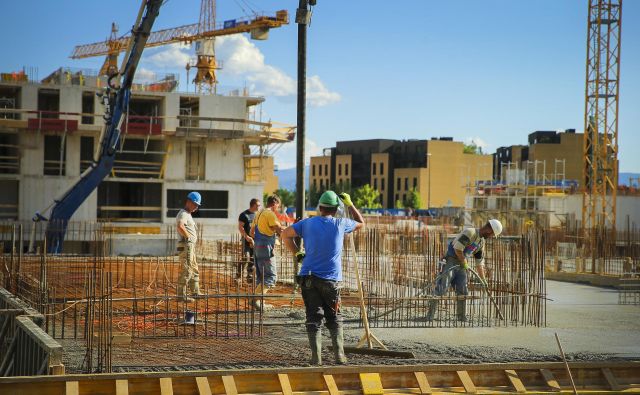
[
  {"x1": 353, "y1": 184, "x2": 382, "y2": 209},
  {"x1": 463, "y1": 140, "x2": 483, "y2": 154},
  {"x1": 274, "y1": 188, "x2": 295, "y2": 208},
  {"x1": 403, "y1": 187, "x2": 422, "y2": 209}
]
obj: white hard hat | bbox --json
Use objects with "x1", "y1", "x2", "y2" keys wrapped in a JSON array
[{"x1": 488, "y1": 219, "x2": 503, "y2": 237}]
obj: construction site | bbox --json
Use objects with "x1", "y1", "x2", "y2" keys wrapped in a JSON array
[{"x1": 0, "y1": 0, "x2": 639, "y2": 394}]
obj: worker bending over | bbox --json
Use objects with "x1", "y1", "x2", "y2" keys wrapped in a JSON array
[
  {"x1": 251, "y1": 195, "x2": 285, "y2": 308},
  {"x1": 176, "y1": 192, "x2": 202, "y2": 303},
  {"x1": 426, "y1": 219, "x2": 502, "y2": 322},
  {"x1": 282, "y1": 191, "x2": 364, "y2": 365}
]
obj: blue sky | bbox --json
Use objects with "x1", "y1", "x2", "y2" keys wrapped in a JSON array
[{"x1": 2, "y1": 1, "x2": 638, "y2": 172}]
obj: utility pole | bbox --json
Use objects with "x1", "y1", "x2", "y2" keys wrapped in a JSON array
[{"x1": 295, "y1": 0, "x2": 313, "y2": 220}]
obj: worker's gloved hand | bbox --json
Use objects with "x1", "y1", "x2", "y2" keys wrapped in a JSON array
[
  {"x1": 295, "y1": 251, "x2": 305, "y2": 263},
  {"x1": 461, "y1": 261, "x2": 469, "y2": 270},
  {"x1": 338, "y1": 192, "x2": 353, "y2": 207}
]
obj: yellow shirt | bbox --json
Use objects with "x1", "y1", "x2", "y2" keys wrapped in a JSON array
[{"x1": 252, "y1": 209, "x2": 280, "y2": 237}]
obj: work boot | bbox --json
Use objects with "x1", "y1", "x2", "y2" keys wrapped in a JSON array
[
  {"x1": 307, "y1": 330, "x2": 323, "y2": 365},
  {"x1": 426, "y1": 299, "x2": 438, "y2": 321},
  {"x1": 329, "y1": 327, "x2": 348, "y2": 365},
  {"x1": 456, "y1": 299, "x2": 467, "y2": 322},
  {"x1": 191, "y1": 281, "x2": 203, "y2": 297}
]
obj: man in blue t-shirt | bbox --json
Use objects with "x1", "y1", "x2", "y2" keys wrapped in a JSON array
[{"x1": 282, "y1": 190, "x2": 364, "y2": 365}]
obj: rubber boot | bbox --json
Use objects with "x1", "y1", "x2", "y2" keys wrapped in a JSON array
[
  {"x1": 426, "y1": 299, "x2": 438, "y2": 321},
  {"x1": 456, "y1": 299, "x2": 467, "y2": 322},
  {"x1": 178, "y1": 283, "x2": 194, "y2": 303},
  {"x1": 329, "y1": 327, "x2": 348, "y2": 365},
  {"x1": 307, "y1": 330, "x2": 323, "y2": 365}
]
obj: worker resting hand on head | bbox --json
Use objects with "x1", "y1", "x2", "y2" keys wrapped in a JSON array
[
  {"x1": 250, "y1": 195, "x2": 286, "y2": 308},
  {"x1": 281, "y1": 191, "x2": 364, "y2": 365},
  {"x1": 176, "y1": 191, "x2": 202, "y2": 303},
  {"x1": 426, "y1": 219, "x2": 502, "y2": 322}
]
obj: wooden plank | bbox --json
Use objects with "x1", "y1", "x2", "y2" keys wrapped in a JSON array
[
  {"x1": 196, "y1": 376, "x2": 212, "y2": 395},
  {"x1": 456, "y1": 371, "x2": 477, "y2": 393},
  {"x1": 601, "y1": 368, "x2": 622, "y2": 391},
  {"x1": 222, "y1": 375, "x2": 238, "y2": 395},
  {"x1": 323, "y1": 374, "x2": 340, "y2": 395},
  {"x1": 413, "y1": 371, "x2": 432, "y2": 394},
  {"x1": 65, "y1": 381, "x2": 79, "y2": 395},
  {"x1": 540, "y1": 368, "x2": 561, "y2": 391},
  {"x1": 504, "y1": 370, "x2": 526, "y2": 393},
  {"x1": 278, "y1": 373, "x2": 293, "y2": 395},
  {"x1": 115, "y1": 379, "x2": 129, "y2": 395},
  {"x1": 359, "y1": 373, "x2": 384, "y2": 395},
  {"x1": 159, "y1": 377, "x2": 173, "y2": 395}
]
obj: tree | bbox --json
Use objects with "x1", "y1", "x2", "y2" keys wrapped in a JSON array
[
  {"x1": 274, "y1": 188, "x2": 295, "y2": 208},
  {"x1": 353, "y1": 184, "x2": 382, "y2": 209},
  {"x1": 403, "y1": 187, "x2": 422, "y2": 209},
  {"x1": 463, "y1": 140, "x2": 483, "y2": 154}
]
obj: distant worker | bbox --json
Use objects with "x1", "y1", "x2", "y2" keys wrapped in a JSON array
[
  {"x1": 237, "y1": 198, "x2": 261, "y2": 283},
  {"x1": 282, "y1": 191, "x2": 365, "y2": 365},
  {"x1": 251, "y1": 195, "x2": 286, "y2": 308},
  {"x1": 176, "y1": 191, "x2": 202, "y2": 303},
  {"x1": 426, "y1": 219, "x2": 503, "y2": 322}
]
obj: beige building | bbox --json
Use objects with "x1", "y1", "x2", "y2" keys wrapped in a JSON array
[{"x1": 309, "y1": 138, "x2": 492, "y2": 209}]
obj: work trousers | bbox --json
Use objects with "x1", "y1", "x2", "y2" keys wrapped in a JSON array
[
  {"x1": 237, "y1": 242, "x2": 255, "y2": 279},
  {"x1": 177, "y1": 242, "x2": 199, "y2": 294},
  {"x1": 300, "y1": 275, "x2": 342, "y2": 333},
  {"x1": 254, "y1": 237, "x2": 277, "y2": 287},
  {"x1": 433, "y1": 256, "x2": 469, "y2": 297}
]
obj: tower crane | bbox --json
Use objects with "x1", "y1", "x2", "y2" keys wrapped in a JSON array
[{"x1": 71, "y1": 0, "x2": 288, "y2": 92}]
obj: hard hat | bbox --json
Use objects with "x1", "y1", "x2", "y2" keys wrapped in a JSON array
[
  {"x1": 318, "y1": 190, "x2": 339, "y2": 207},
  {"x1": 488, "y1": 219, "x2": 503, "y2": 237},
  {"x1": 187, "y1": 191, "x2": 202, "y2": 206}
]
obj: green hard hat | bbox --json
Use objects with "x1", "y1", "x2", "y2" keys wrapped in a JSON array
[{"x1": 318, "y1": 190, "x2": 340, "y2": 207}]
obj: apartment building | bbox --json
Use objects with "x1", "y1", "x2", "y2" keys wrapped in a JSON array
[
  {"x1": 0, "y1": 67, "x2": 292, "y2": 235},
  {"x1": 310, "y1": 138, "x2": 492, "y2": 209}
]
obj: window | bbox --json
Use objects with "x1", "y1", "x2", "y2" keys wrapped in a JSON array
[
  {"x1": 38, "y1": 89, "x2": 60, "y2": 119},
  {"x1": 312, "y1": 165, "x2": 316, "y2": 176},
  {"x1": 0, "y1": 132, "x2": 19, "y2": 174},
  {"x1": 345, "y1": 164, "x2": 349, "y2": 175},
  {"x1": 80, "y1": 136, "x2": 94, "y2": 173},
  {"x1": 381, "y1": 178, "x2": 385, "y2": 190},
  {"x1": 372, "y1": 162, "x2": 376, "y2": 175},
  {"x1": 413, "y1": 177, "x2": 417, "y2": 189},
  {"x1": 43, "y1": 135, "x2": 66, "y2": 175},
  {"x1": 338, "y1": 163, "x2": 342, "y2": 176},
  {"x1": 320, "y1": 179, "x2": 324, "y2": 189},
  {"x1": 186, "y1": 141, "x2": 206, "y2": 180},
  {"x1": 404, "y1": 177, "x2": 408, "y2": 190},
  {"x1": 0, "y1": 180, "x2": 18, "y2": 220},
  {"x1": 82, "y1": 92, "x2": 94, "y2": 124},
  {"x1": 397, "y1": 178, "x2": 401, "y2": 190},
  {"x1": 98, "y1": 181, "x2": 162, "y2": 221},
  {"x1": 166, "y1": 189, "x2": 228, "y2": 219},
  {"x1": 380, "y1": 163, "x2": 384, "y2": 175},
  {"x1": 318, "y1": 165, "x2": 322, "y2": 176},
  {"x1": 395, "y1": 194, "x2": 399, "y2": 203},
  {"x1": 324, "y1": 164, "x2": 328, "y2": 176},
  {"x1": 373, "y1": 178, "x2": 377, "y2": 189},
  {"x1": 313, "y1": 179, "x2": 317, "y2": 189},
  {"x1": 403, "y1": 194, "x2": 406, "y2": 202}
]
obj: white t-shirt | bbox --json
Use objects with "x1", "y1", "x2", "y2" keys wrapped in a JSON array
[{"x1": 176, "y1": 209, "x2": 198, "y2": 243}]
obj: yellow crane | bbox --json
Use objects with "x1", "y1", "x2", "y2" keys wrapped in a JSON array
[{"x1": 71, "y1": 0, "x2": 288, "y2": 92}]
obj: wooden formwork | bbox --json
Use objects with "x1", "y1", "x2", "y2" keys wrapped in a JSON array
[{"x1": 0, "y1": 361, "x2": 639, "y2": 394}]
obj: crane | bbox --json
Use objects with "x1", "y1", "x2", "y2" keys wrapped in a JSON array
[
  {"x1": 71, "y1": 0, "x2": 288, "y2": 92},
  {"x1": 40, "y1": 0, "x2": 164, "y2": 253},
  {"x1": 582, "y1": 0, "x2": 622, "y2": 233}
]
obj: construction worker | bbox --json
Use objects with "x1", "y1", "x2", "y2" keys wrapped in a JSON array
[
  {"x1": 281, "y1": 191, "x2": 364, "y2": 365},
  {"x1": 250, "y1": 195, "x2": 285, "y2": 308},
  {"x1": 237, "y1": 198, "x2": 261, "y2": 283},
  {"x1": 426, "y1": 219, "x2": 503, "y2": 322},
  {"x1": 176, "y1": 191, "x2": 202, "y2": 303}
]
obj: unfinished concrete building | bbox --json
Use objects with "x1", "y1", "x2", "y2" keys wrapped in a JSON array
[{"x1": 0, "y1": 68, "x2": 294, "y2": 236}]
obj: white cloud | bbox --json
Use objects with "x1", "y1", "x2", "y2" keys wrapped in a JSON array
[
  {"x1": 274, "y1": 138, "x2": 324, "y2": 170},
  {"x1": 144, "y1": 43, "x2": 192, "y2": 69},
  {"x1": 134, "y1": 67, "x2": 158, "y2": 83},
  {"x1": 464, "y1": 137, "x2": 490, "y2": 153},
  {"x1": 217, "y1": 35, "x2": 340, "y2": 106}
]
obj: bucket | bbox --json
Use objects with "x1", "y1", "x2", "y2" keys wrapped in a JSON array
[{"x1": 184, "y1": 310, "x2": 196, "y2": 325}]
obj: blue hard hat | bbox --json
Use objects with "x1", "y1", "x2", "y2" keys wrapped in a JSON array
[{"x1": 187, "y1": 191, "x2": 202, "y2": 206}]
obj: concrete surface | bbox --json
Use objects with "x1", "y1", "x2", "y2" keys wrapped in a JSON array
[{"x1": 366, "y1": 280, "x2": 640, "y2": 359}]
